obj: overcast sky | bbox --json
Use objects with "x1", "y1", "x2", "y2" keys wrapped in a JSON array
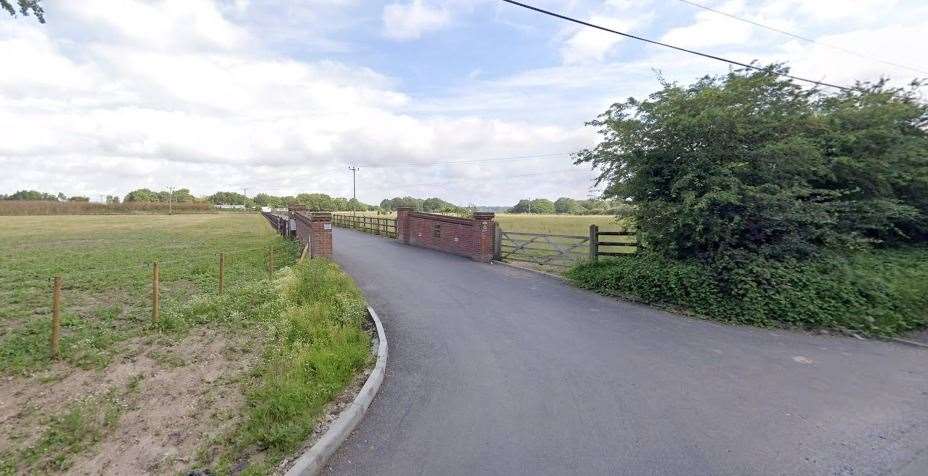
[{"x1": 1, "y1": 0, "x2": 926, "y2": 205}]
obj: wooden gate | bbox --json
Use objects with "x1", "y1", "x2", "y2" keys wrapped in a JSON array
[
  {"x1": 496, "y1": 230, "x2": 590, "y2": 269},
  {"x1": 495, "y1": 225, "x2": 638, "y2": 270}
]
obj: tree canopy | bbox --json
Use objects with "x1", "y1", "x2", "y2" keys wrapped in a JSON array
[
  {"x1": 576, "y1": 65, "x2": 928, "y2": 261},
  {"x1": 1, "y1": 0, "x2": 44, "y2": 23}
]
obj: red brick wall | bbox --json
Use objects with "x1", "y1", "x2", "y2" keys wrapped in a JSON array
[
  {"x1": 291, "y1": 210, "x2": 333, "y2": 259},
  {"x1": 395, "y1": 208, "x2": 496, "y2": 262}
]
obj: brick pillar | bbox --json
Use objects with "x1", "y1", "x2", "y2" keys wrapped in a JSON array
[
  {"x1": 308, "y1": 212, "x2": 333, "y2": 258},
  {"x1": 396, "y1": 207, "x2": 412, "y2": 244},
  {"x1": 472, "y1": 212, "x2": 496, "y2": 263}
]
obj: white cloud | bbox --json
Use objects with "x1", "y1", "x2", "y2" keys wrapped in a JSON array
[
  {"x1": 0, "y1": 0, "x2": 594, "y2": 205},
  {"x1": 382, "y1": 0, "x2": 451, "y2": 41},
  {"x1": 661, "y1": 9, "x2": 753, "y2": 49},
  {"x1": 561, "y1": 15, "x2": 637, "y2": 64}
]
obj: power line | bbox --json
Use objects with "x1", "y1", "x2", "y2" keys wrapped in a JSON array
[
  {"x1": 499, "y1": 0, "x2": 852, "y2": 91},
  {"x1": 674, "y1": 0, "x2": 928, "y2": 76}
]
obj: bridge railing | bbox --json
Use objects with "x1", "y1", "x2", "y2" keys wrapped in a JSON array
[{"x1": 332, "y1": 214, "x2": 397, "y2": 239}]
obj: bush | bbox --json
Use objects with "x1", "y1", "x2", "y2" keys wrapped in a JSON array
[
  {"x1": 566, "y1": 247, "x2": 928, "y2": 336},
  {"x1": 576, "y1": 66, "x2": 928, "y2": 260}
]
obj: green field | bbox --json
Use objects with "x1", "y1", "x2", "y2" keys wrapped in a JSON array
[
  {"x1": 494, "y1": 213, "x2": 629, "y2": 235},
  {"x1": 0, "y1": 214, "x2": 293, "y2": 372},
  {"x1": 0, "y1": 214, "x2": 370, "y2": 475}
]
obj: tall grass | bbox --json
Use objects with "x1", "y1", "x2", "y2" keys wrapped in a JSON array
[
  {"x1": 187, "y1": 259, "x2": 372, "y2": 474},
  {"x1": 0, "y1": 201, "x2": 213, "y2": 216}
]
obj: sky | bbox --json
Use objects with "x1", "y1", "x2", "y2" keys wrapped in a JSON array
[{"x1": 1, "y1": 0, "x2": 926, "y2": 206}]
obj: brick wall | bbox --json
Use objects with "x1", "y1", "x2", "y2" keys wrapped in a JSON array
[
  {"x1": 396, "y1": 208, "x2": 496, "y2": 262},
  {"x1": 290, "y1": 210, "x2": 333, "y2": 259}
]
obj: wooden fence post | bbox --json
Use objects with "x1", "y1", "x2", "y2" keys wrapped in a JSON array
[
  {"x1": 589, "y1": 224, "x2": 599, "y2": 262},
  {"x1": 51, "y1": 276, "x2": 61, "y2": 359},
  {"x1": 493, "y1": 225, "x2": 502, "y2": 260},
  {"x1": 267, "y1": 248, "x2": 274, "y2": 277},
  {"x1": 152, "y1": 262, "x2": 160, "y2": 322},
  {"x1": 218, "y1": 253, "x2": 224, "y2": 295}
]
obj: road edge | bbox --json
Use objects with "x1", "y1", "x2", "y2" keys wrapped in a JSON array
[{"x1": 284, "y1": 305, "x2": 388, "y2": 476}]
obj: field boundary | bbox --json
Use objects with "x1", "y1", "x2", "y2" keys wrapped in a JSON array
[{"x1": 284, "y1": 305, "x2": 388, "y2": 476}]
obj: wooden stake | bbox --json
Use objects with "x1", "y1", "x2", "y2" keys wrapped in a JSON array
[
  {"x1": 589, "y1": 224, "x2": 599, "y2": 262},
  {"x1": 152, "y1": 262, "x2": 160, "y2": 322},
  {"x1": 51, "y1": 276, "x2": 61, "y2": 359},
  {"x1": 299, "y1": 244, "x2": 309, "y2": 263},
  {"x1": 218, "y1": 253, "x2": 225, "y2": 295},
  {"x1": 267, "y1": 249, "x2": 274, "y2": 277}
]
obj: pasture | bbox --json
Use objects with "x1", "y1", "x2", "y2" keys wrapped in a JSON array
[
  {"x1": 0, "y1": 214, "x2": 292, "y2": 372},
  {"x1": 0, "y1": 214, "x2": 373, "y2": 474},
  {"x1": 494, "y1": 213, "x2": 629, "y2": 235}
]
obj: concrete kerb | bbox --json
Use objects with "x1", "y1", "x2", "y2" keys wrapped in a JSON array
[{"x1": 284, "y1": 305, "x2": 388, "y2": 476}]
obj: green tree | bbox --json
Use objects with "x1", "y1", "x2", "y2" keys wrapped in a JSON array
[
  {"x1": 509, "y1": 199, "x2": 532, "y2": 213},
  {"x1": 576, "y1": 65, "x2": 928, "y2": 261},
  {"x1": 295, "y1": 193, "x2": 335, "y2": 211},
  {"x1": 67, "y1": 196, "x2": 89, "y2": 202},
  {"x1": 529, "y1": 199, "x2": 556, "y2": 214},
  {"x1": 5, "y1": 190, "x2": 56, "y2": 200},
  {"x1": 554, "y1": 197, "x2": 578, "y2": 214},
  {"x1": 1, "y1": 0, "x2": 44, "y2": 23},
  {"x1": 124, "y1": 189, "x2": 158, "y2": 202},
  {"x1": 172, "y1": 188, "x2": 194, "y2": 203}
]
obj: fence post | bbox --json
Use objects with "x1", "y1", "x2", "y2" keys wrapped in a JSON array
[
  {"x1": 589, "y1": 224, "x2": 599, "y2": 262},
  {"x1": 152, "y1": 262, "x2": 160, "y2": 322},
  {"x1": 493, "y1": 225, "x2": 502, "y2": 260},
  {"x1": 267, "y1": 248, "x2": 274, "y2": 277},
  {"x1": 51, "y1": 276, "x2": 61, "y2": 359},
  {"x1": 218, "y1": 253, "x2": 224, "y2": 295}
]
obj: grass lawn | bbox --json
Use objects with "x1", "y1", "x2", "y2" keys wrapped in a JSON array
[{"x1": 0, "y1": 214, "x2": 371, "y2": 475}]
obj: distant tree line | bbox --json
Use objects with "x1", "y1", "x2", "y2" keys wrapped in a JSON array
[
  {"x1": 508, "y1": 197, "x2": 632, "y2": 215},
  {"x1": 378, "y1": 196, "x2": 467, "y2": 214},
  {"x1": 2, "y1": 190, "x2": 89, "y2": 202}
]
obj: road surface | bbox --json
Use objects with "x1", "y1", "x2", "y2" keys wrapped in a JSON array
[{"x1": 325, "y1": 228, "x2": 928, "y2": 475}]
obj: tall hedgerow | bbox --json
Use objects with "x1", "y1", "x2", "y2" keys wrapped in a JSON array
[{"x1": 575, "y1": 65, "x2": 928, "y2": 261}]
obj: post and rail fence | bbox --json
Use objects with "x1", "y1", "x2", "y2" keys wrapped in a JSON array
[{"x1": 332, "y1": 213, "x2": 397, "y2": 238}]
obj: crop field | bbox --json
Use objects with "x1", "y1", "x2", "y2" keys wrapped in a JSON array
[{"x1": 0, "y1": 214, "x2": 370, "y2": 474}]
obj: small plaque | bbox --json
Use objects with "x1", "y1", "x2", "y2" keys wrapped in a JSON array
[{"x1": 323, "y1": 223, "x2": 332, "y2": 230}]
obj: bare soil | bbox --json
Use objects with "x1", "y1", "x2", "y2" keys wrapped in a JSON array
[{"x1": 0, "y1": 326, "x2": 267, "y2": 475}]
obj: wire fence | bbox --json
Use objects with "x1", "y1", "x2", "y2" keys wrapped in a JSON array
[{"x1": 0, "y1": 240, "x2": 301, "y2": 364}]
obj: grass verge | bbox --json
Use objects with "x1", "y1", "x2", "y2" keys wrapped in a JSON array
[
  {"x1": 566, "y1": 247, "x2": 928, "y2": 336},
  {"x1": 184, "y1": 258, "x2": 372, "y2": 474}
]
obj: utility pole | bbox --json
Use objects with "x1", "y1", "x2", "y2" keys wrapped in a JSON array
[
  {"x1": 168, "y1": 186, "x2": 174, "y2": 215},
  {"x1": 242, "y1": 187, "x2": 248, "y2": 213},
  {"x1": 348, "y1": 165, "x2": 359, "y2": 217}
]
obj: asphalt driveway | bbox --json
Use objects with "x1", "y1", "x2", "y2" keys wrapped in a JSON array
[{"x1": 324, "y1": 228, "x2": 928, "y2": 476}]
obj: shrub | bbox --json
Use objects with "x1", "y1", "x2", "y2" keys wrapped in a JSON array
[
  {"x1": 575, "y1": 66, "x2": 928, "y2": 260},
  {"x1": 566, "y1": 247, "x2": 928, "y2": 336}
]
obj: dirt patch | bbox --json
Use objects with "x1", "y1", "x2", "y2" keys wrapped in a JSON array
[{"x1": 0, "y1": 326, "x2": 267, "y2": 475}]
